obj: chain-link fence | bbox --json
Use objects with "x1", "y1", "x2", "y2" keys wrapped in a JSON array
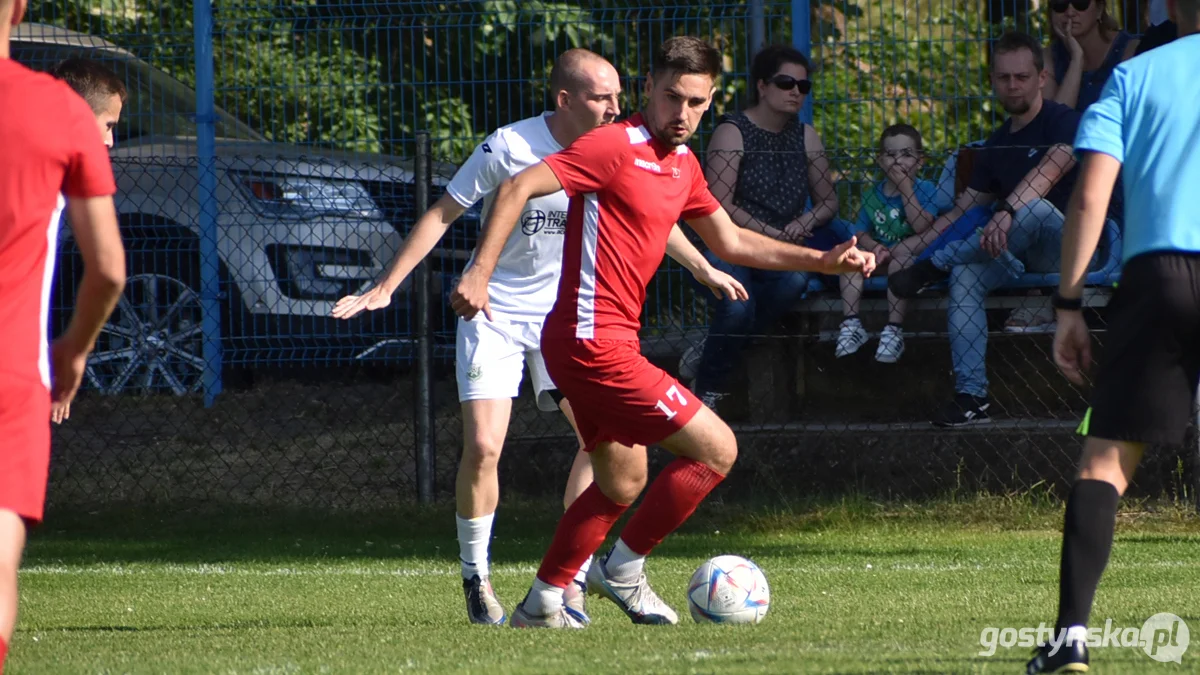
[{"x1": 18, "y1": 0, "x2": 1196, "y2": 512}]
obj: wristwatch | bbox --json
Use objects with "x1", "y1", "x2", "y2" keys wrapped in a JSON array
[
  {"x1": 993, "y1": 200, "x2": 1016, "y2": 217},
  {"x1": 1051, "y1": 290, "x2": 1083, "y2": 311}
]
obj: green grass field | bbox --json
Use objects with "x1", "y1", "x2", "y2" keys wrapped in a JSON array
[{"x1": 9, "y1": 497, "x2": 1199, "y2": 674}]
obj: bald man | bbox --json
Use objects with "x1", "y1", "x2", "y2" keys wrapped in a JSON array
[{"x1": 332, "y1": 49, "x2": 744, "y2": 626}]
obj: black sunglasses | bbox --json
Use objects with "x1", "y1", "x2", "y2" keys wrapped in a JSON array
[
  {"x1": 769, "y1": 75, "x2": 812, "y2": 95},
  {"x1": 1050, "y1": 0, "x2": 1091, "y2": 12}
]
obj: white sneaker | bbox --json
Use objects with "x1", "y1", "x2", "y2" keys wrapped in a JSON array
[
  {"x1": 509, "y1": 600, "x2": 589, "y2": 629},
  {"x1": 678, "y1": 338, "x2": 705, "y2": 381},
  {"x1": 586, "y1": 557, "x2": 679, "y2": 625},
  {"x1": 874, "y1": 324, "x2": 905, "y2": 363},
  {"x1": 835, "y1": 318, "x2": 869, "y2": 358},
  {"x1": 1004, "y1": 306, "x2": 1057, "y2": 333},
  {"x1": 563, "y1": 579, "x2": 588, "y2": 621}
]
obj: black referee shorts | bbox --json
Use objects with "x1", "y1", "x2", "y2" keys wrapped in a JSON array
[{"x1": 1085, "y1": 252, "x2": 1200, "y2": 445}]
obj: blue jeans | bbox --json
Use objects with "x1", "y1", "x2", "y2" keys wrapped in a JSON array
[
  {"x1": 929, "y1": 199, "x2": 1107, "y2": 398},
  {"x1": 692, "y1": 220, "x2": 852, "y2": 395}
]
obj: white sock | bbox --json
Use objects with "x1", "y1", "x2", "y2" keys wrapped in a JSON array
[
  {"x1": 574, "y1": 555, "x2": 593, "y2": 586},
  {"x1": 456, "y1": 513, "x2": 494, "y2": 579},
  {"x1": 1065, "y1": 625, "x2": 1089, "y2": 645},
  {"x1": 603, "y1": 539, "x2": 645, "y2": 582},
  {"x1": 524, "y1": 577, "x2": 564, "y2": 616}
]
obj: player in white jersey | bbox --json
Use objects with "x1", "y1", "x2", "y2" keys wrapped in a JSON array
[{"x1": 333, "y1": 49, "x2": 746, "y2": 626}]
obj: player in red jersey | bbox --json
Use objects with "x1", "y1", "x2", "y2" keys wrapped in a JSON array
[
  {"x1": 451, "y1": 36, "x2": 876, "y2": 628},
  {"x1": 0, "y1": 0, "x2": 127, "y2": 668},
  {"x1": 47, "y1": 57, "x2": 127, "y2": 425}
]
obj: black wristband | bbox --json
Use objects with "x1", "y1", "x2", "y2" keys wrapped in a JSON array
[
  {"x1": 1051, "y1": 290, "x2": 1083, "y2": 311},
  {"x1": 993, "y1": 200, "x2": 1016, "y2": 216}
]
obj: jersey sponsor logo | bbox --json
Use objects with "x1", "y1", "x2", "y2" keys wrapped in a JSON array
[
  {"x1": 634, "y1": 157, "x2": 663, "y2": 174},
  {"x1": 521, "y1": 209, "x2": 567, "y2": 236},
  {"x1": 482, "y1": 143, "x2": 492, "y2": 153},
  {"x1": 671, "y1": 167, "x2": 680, "y2": 179}
]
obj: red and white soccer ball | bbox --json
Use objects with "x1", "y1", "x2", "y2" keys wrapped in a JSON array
[{"x1": 687, "y1": 554, "x2": 770, "y2": 624}]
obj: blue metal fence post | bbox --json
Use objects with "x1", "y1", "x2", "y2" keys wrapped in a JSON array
[
  {"x1": 750, "y1": 0, "x2": 766, "y2": 58},
  {"x1": 792, "y1": 0, "x2": 813, "y2": 125},
  {"x1": 193, "y1": 0, "x2": 223, "y2": 406}
]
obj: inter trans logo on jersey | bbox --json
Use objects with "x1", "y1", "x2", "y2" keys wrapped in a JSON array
[{"x1": 521, "y1": 209, "x2": 567, "y2": 236}]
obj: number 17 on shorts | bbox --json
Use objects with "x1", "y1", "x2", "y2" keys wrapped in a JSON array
[{"x1": 655, "y1": 384, "x2": 689, "y2": 421}]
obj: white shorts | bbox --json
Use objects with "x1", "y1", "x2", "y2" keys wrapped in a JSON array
[{"x1": 455, "y1": 316, "x2": 560, "y2": 412}]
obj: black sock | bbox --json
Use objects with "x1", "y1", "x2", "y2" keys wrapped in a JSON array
[{"x1": 1055, "y1": 479, "x2": 1121, "y2": 631}]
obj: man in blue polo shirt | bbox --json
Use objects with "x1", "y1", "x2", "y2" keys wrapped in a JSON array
[
  {"x1": 890, "y1": 31, "x2": 1118, "y2": 427},
  {"x1": 1026, "y1": 4, "x2": 1200, "y2": 672}
]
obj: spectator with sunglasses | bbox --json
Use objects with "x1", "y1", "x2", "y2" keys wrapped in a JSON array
[
  {"x1": 1043, "y1": 0, "x2": 1138, "y2": 111},
  {"x1": 681, "y1": 44, "x2": 848, "y2": 411}
]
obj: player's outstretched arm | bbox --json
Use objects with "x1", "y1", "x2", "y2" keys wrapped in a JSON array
[
  {"x1": 55, "y1": 196, "x2": 127, "y2": 412},
  {"x1": 450, "y1": 163, "x2": 563, "y2": 320},
  {"x1": 332, "y1": 193, "x2": 466, "y2": 320},
  {"x1": 686, "y1": 206, "x2": 876, "y2": 277},
  {"x1": 664, "y1": 224, "x2": 748, "y2": 301}
]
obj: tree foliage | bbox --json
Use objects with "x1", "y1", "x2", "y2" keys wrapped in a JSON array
[{"x1": 33, "y1": 0, "x2": 1034, "y2": 165}]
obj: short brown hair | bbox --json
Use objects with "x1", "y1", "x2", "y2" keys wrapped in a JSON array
[
  {"x1": 879, "y1": 123, "x2": 923, "y2": 153},
  {"x1": 49, "y1": 57, "x2": 127, "y2": 114},
  {"x1": 991, "y1": 31, "x2": 1045, "y2": 72},
  {"x1": 651, "y1": 36, "x2": 721, "y2": 82}
]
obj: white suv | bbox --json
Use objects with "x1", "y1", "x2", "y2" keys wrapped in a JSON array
[{"x1": 14, "y1": 24, "x2": 473, "y2": 395}]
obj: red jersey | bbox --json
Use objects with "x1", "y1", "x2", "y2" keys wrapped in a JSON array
[
  {"x1": 0, "y1": 59, "x2": 116, "y2": 390},
  {"x1": 542, "y1": 113, "x2": 720, "y2": 341}
]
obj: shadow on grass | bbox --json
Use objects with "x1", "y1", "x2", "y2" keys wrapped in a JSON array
[{"x1": 25, "y1": 494, "x2": 1196, "y2": 568}]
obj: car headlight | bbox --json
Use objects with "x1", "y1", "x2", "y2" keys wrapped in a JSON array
[{"x1": 237, "y1": 174, "x2": 382, "y2": 220}]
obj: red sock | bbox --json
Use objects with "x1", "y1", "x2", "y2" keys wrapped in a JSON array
[
  {"x1": 536, "y1": 483, "x2": 630, "y2": 587},
  {"x1": 619, "y1": 458, "x2": 725, "y2": 556}
]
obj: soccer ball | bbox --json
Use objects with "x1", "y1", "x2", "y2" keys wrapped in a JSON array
[{"x1": 686, "y1": 554, "x2": 770, "y2": 624}]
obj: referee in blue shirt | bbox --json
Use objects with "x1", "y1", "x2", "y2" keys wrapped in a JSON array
[{"x1": 1028, "y1": 3, "x2": 1200, "y2": 672}]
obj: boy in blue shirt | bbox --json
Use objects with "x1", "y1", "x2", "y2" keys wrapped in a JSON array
[{"x1": 836, "y1": 124, "x2": 955, "y2": 362}]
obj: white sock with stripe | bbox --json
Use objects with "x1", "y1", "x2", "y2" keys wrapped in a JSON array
[{"x1": 456, "y1": 513, "x2": 494, "y2": 579}]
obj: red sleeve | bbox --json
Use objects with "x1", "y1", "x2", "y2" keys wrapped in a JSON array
[
  {"x1": 542, "y1": 124, "x2": 629, "y2": 197},
  {"x1": 681, "y1": 151, "x2": 720, "y2": 220},
  {"x1": 61, "y1": 91, "x2": 116, "y2": 199}
]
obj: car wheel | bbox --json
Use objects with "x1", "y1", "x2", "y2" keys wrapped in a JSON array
[{"x1": 85, "y1": 272, "x2": 207, "y2": 396}]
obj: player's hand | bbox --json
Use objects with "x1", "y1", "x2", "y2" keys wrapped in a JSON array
[
  {"x1": 450, "y1": 267, "x2": 493, "y2": 321},
  {"x1": 49, "y1": 339, "x2": 88, "y2": 419},
  {"x1": 51, "y1": 400, "x2": 71, "y2": 424},
  {"x1": 981, "y1": 212, "x2": 1012, "y2": 257},
  {"x1": 1053, "y1": 308, "x2": 1092, "y2": 386},
  {"x1": 331, "y1": 284, "x2": 394, "y2": 320},
  {"x1": 820, "y1": 236, "x2": 877, "y2": 277},
  {"x1": 692, "y1": 264, "x2": 748, "y2": 302}
]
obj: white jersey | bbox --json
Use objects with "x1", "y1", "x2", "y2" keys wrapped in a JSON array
[{"x1": 446, "y1": 113, "x2": 567, "y2": 323}]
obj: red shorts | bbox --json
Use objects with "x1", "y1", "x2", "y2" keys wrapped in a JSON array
[
  {"x1": 0, "y1": 376, "x2": 51, "y2": 523},
  {"x1": 542, "y1": 338, "x2": 703, "y2": 452}
]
